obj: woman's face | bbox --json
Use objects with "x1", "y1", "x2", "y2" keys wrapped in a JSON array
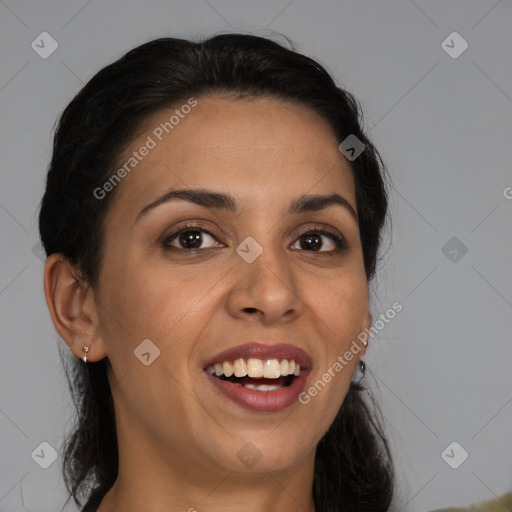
[{"x1": 92, "y1": 95, "x2": 371, "y2": 478}]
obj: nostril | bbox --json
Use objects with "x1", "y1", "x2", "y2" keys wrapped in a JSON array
[{"x1": 243, "y1": 307, "x2": 258, "y2": 313}]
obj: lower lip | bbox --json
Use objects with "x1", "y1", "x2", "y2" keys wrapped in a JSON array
[{"x1": 204, "y1": 370, "x2": 310, "y2": 413}]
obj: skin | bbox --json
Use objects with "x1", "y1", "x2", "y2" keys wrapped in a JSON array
[{"x1": 44, "y1": 95, "x2": 371, "y2": 512}]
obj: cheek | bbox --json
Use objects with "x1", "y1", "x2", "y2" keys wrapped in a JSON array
[
  {"x1": 96, "y1": 258, "x2": 222, "y2": 376},
  {"x1": 98, "y1": 257, "x2": 196, "y2": 333},
  {"x1": 299, "y1": 271, "x2": 368, "y2": 414},
  {"x1": 306, "y1": 271, "x2": 369, "y2": 344}
]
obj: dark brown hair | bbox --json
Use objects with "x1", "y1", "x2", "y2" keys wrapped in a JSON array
[{"x1": 39, "y1": 33, "x2": 394, "y2": 511}]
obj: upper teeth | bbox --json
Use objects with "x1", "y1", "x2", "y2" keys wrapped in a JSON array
[{"x1": 206, "y1": 358, "x2": 301, "y2": 379}]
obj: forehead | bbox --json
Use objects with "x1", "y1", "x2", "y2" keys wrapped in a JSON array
[{"x1": 108, "y1": 95, "x2": 356, "y2": 216}]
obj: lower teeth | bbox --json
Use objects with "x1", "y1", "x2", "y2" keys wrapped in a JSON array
[
  {"x1": 243, "y1": 383, "x2": 284, "y2": 391},
  {"x1": 214, "y1": 374, "x2": 293, "y2": 390}
]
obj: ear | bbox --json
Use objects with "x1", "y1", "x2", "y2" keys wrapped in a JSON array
[
  {"x1": 43, "y1": 253, "x2": 108, "y2": 362},
  {"x1": 360, "y1": 311, "x2": 372, "y2": 357}
]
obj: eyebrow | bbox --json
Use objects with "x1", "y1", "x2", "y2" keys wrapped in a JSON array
[{"x1": 136, "y1": 188, "x2": 358, "y2": 223}]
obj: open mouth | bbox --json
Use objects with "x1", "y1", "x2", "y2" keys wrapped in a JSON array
[
  {"x1": 213, "y1": 374, "x2": 296, "y2": 391},
  {"x1": 204, "y1": 353, "x2": 310, "y2": 412},
  {"x1": 205, "y1": 358, "x2": 301, "y2": 391}
]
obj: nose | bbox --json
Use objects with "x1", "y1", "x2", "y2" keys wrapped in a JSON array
[{"x1": 225, "y1": 243, "x2": 304, "y2": 325}]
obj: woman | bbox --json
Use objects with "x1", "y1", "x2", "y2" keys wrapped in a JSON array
[{"x1": 39, "y1": 33, "x2": 394, "y2": 511}]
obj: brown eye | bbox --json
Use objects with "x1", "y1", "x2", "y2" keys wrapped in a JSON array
[
  {"x1": 164, "y1": 228, "x2": 224, "y2": 250},
  {"x1": 291, "y1": 229, "x2": 347, "y2": 253},
  {"x1": 178, "y1": 230, "x2": 203, "y2": 249}
]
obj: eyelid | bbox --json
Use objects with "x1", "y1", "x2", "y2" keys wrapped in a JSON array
[
  {"x1": 162, "y1": 223, "x2": 224, "y2": 249},
  {"x1": 292, "y1": 224, "x2": 349, "y2": 251}
]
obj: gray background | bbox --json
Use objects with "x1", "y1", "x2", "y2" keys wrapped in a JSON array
[{"x1": 1, "y1": 1, "x2": 511, "y2": 510}]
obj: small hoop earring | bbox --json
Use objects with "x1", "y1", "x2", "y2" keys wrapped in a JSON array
[
  {"x1": 359, "y1": 359, "x2": 366, "y2": 374},
  {"x1": 81, "y1": 345, "x2": 89, "y2": 363}
]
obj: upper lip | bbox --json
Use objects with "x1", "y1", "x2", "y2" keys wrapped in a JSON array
[{"x1": 204, "y1": 342, "x2": 312, "y2": 371}]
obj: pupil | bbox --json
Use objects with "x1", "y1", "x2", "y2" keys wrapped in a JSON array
[
  {"x1": 180, "y1": 230, "x2": 202, "y2": 249},
  {"x1": 302, "y1": 234, "x2": 320, "y2": 251}
]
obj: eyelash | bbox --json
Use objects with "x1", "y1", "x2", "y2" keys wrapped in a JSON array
[{"x1": 161, "y1": 223, "x2": 349, "y2": 254}]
